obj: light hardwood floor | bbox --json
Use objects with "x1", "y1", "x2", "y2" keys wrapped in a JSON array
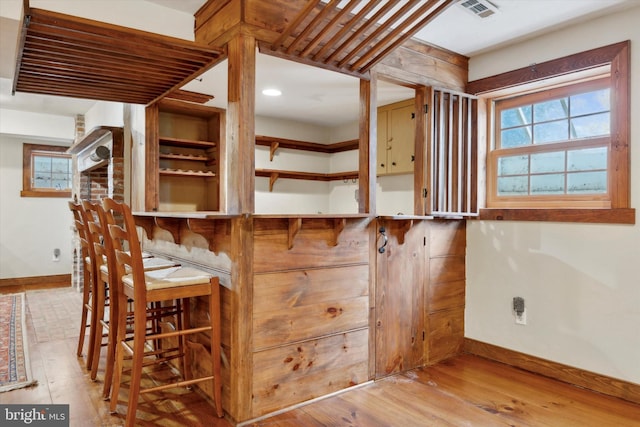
[{"x1": 1, "y1": 284, "x2": 639, "y2": 426}]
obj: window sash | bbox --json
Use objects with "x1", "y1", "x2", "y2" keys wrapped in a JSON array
[{"x1": 488, "y1": 78, "x2": 613, "y2": 208}]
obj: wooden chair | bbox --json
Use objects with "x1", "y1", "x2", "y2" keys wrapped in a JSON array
[
  {"x1": 102, "y1": 198, "x2": 223, "y2": 426},
  {"x1": 69, "y1": 200, "x2": 99, "y2": 371},
  {"x1": 81, "y1": 199, "x2": 180, "y2": 398}
]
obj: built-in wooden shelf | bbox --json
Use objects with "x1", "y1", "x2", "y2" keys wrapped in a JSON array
[
  {"x1": 256, "y1": 169, "x2": 358, "y2": 191},
  {"x1": 159, "y1": 153, "x2": 208, "y2": 161},
  {"x1": 256, "y1": 135, "x2": 358, "y2": 159},
  {"x1": 160, "y1": 168, "x2": 217, "y2": 177},
  {"x1": 159, "y1": 136, "x2": 217, "y2": 149}
]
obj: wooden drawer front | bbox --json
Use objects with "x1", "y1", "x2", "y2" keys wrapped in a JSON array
[
  {"x1": 253, "y1": 266, "x2": 369, "y2": 350},
  {"x1": 428, "y1": 279, "x2": 465, "y2": 313},
  {"x1": 253, "y1": 218, "x2": 370, "y2": 273},
  {"x1": 252, "y1": 329, "x2": 369, "y2": 417},
  {"x1": 428, "y1": 307, "x2": 464, "y2": 364}
]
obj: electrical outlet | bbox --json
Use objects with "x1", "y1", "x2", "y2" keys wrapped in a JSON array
[
  {"x1": 513, "y1": 296, "x2": 526, "y2": 325},
  {"x1": 515, "y1": 308, "x2": 527, "y2": 325}
]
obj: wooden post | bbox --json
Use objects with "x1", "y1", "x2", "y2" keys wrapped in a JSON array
[
  {"x1": 414, "y1": 86, "x2": 428, "y2": 215},
  {"x1": 226, "y1": 33, "x2": 256, "y2": 214},
  {"x1": 229, "y1": 214, "x2": 254, "y2": 421},
  {"x1": 359, "y1": 75, "x2": 376, "y2": 214}
]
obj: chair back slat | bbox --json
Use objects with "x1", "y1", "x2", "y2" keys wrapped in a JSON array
[{"x1": 103, "y1": 198, "x2": 146, "y2": 301}]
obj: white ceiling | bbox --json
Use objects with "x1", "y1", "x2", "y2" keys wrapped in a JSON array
[{"x1": 0, "y1": 0, "x2": 633, "y2": 127}]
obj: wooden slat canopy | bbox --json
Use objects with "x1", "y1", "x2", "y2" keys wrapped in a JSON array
[
  {"x1": 268, "y1": 0, "x2": 453, "y2": 76},
  {"x1": 12, "y1": 5, "x2": 224, "y2": 105}
]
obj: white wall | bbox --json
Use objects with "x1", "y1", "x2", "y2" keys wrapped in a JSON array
[
  {"x1": 85, "y1": 101, "x2": 124, "y2": 132},
  {"x1": 466, "y1": 6, "x2": 640, "y2": 383},
  {"x1": 0, "y1": 0, "x2": 196, "y2": 40},
  {"x1": 255, "y1": 116, "x2": 333, "y2": 214},
  {"x1": 0, "y1": 134, "x2": 73, "y2": 279},
  {"x1": 0, "y1": 109, "x2": 74, "y2": 141}
]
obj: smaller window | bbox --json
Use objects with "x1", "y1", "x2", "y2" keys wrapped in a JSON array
[{"x1": 21, "y1": 143, "x2": 72, "y2": 198}]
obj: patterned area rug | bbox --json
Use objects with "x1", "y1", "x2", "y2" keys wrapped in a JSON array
[{"x1": 0, "y1": 293, "x2": 37, "y2": 392}]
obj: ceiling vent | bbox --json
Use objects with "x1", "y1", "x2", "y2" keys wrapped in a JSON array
[{"x1": 458, "y1": 0, "x2": 499, "y2": 18}]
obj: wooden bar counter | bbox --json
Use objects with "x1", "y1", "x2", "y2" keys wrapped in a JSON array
[{"x1": 133, "y1": 212, "x2": 378, "y2": 424}]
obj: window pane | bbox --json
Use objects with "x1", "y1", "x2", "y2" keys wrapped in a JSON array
[
  {"x1": 501, "y1": 127, "x2": 531, "y2": 148},
  {"x1": 51, "y1": 178, "x2": 70, "y2": 190},
  {"x1": 570, "y1": 112, "x2": 610, "y2": 138},
  {"x1": 51, "y1": 157, "x2": 70, "y2": 173},
  {"x1": 34, "y1": 174, "x2": 51, "y2": 188},
  {"x1": 571, "y1": 89, "x2": 609, "y2": 116},
  {"x1": 501, "y1": 105, "x2": 532, "y2": 128},
  {"x1": 534, "y1": 98, "x2": 569, "y2": 122},
  {"x1": 533, "y1": 120, "x2": 568, "y2": 144},
  {"x1": 498, "y1": 155, "x2": 528, "y2": 176},
  {"x1": 33, "y1": 156, "x2": 52, "y2": 172},
  {"x1": 531, "y1": 173, "x2": 565, "y2": 194},
  {"x1": 567, "y1": 147, "x2": 607, "y2": 171},
  {"x1": 567, "y1": 171, "x2": 607, "y2": 194},
  {"x1": 531, "y1": 151, "x2": 565, "y2": 174},
  {"x1": 497, "y1": 176, "x2": 528, "y2": 196}
]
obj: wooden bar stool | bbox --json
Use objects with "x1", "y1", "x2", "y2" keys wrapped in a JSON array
[
  {"x1": 102, "y1": 198, "x2": 223, "y2": 426},
  {"x1": 69, "y1": 200, "x2": 99, "y2": 371},
  {"x1": 82, "y1": 199, "x2": 180, "y2": 398}
]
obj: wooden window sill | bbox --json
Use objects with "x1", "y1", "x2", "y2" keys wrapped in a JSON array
[
  {"x1": 20, "y1": 190, "x2": 72, "y2": 198},
  {"x1": 478, "y1": 208, "x2": 635, "y2": 224}
]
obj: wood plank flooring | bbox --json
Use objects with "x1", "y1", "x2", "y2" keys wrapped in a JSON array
[{"x1": 1, "y1": 285, "x2": 639, "y2": 426}]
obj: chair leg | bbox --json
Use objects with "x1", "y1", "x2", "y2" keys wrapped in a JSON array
[
  {"x1": 102, "y1": 288, "x2": 118, "y2": 399},
  {"x1": 125, "y1": 308, "x2": 147, "y2": 427},
  {"x1": 109, "y1": 291, "x2": 127, "y2": 413},
  {"x1": 210, "y1": 278, "x2": 223, "y2": 418},
  {"x1": 90, "y1": 280, "x2": 107, "y2": 380},
  {"x1": 86, "y1": 275, "x2": 98, "y2": 371},
  {"x1": 77, "y1": 267, "x2": 91, "y2": 358},
  {"x1": 180, "y1": 298, "x2": 190, "y2": 382}
]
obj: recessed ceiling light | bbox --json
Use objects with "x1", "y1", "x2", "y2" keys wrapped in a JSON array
[{"x1": 262, "y1": 88, "x2": 282, "y2": 97}]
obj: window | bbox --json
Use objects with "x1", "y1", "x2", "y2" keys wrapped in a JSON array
[
  {"x1": 467, "y1": 41, "x2": 633, "y2": 224},
  {"x1": 490, "y1": 78, "x2": 610, "y2": 208},
  {"x1": 21, "y1": 143, "x2": 72, "y2": 198}
]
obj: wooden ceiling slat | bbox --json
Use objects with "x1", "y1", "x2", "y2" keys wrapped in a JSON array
[
  {"x1": 358, "y1": 1, "x2": 452, "y2": 73},
  {"x1": 17, "y1": 87, "x2": 152, "y2": 104},
  {"x1": 311, "y1": 0, "x2": 383, "y2": 62},
  {"x1": 337, "y1": 0, "x2": 420, "y2": 68},
  {"x1": 21, "y1": 50, "x2": 187, "y2": 84},
  {"x1": 28, "y1": 8, "x2": 221, "y2": 60},
  {"x1": 16, "y1": 73, "x2": 162, "y2": 97},
  {"x1": 24, "y1": 31, "x2": 209, "y2": 72},
  {"x1": 19, "y1": 62, "x2": 175, "y2": 90},
  {"x1": 350, "y1": 0, "x2": 440, "y2": 72},
  {"x1": 286, "y1": 0, "x2": 340, "y2": 55},
  {"x1": 299, "y1": 0, "x2": 360, "y2": 58},
  {"x1": 23, "y1": 40, "x2": 198, "y2": 79},
  {"x1": 13, "y1": 6, "x2": 222, "y2": 105},
  {"x1": 27, "y1": 22, "x2": 214, "y2": 65},
  {"x1": 323, "y1": 0, "x2": 399, "y2": 65},
  {"x1": 20, "y1": 79, "x2": 149, "y2": 101},
  {"x1": 271, "y1": 0, "x2": 322, "y2": 50},
  {"x1": 16, "y1": 75, "x2": 157, "y2": 97}
]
